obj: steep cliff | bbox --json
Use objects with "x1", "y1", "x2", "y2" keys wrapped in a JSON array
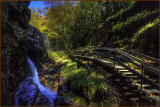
[
  {"x1": 1, "y1": 1, "x2": 49, "y2": 105},
  {"x1": 26, "y1": 25, "x2": 49, "y2": 62},
  {"x1": 92, "y1": 1, "x2": 159, "y2": 58}
]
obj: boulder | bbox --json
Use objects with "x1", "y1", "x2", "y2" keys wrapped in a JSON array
[
  {"x1": 15, "y1": 78, "x2": 49, "y2": 106},
  {"x1": 26, "y1": 25, "x2": 50, "y2": 62},
  {"x1": 54, "y1": 96, "x2": 73, "y2": 106}
]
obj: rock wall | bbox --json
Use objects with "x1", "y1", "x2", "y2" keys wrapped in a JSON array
[
  {"x1": 26, "y1": 25, "x2": 49, "y2": 62},
  {"x1": 1, "y1": 1, "x2": 49, "y2": 105}
]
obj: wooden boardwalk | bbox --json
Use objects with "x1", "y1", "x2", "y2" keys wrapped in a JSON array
[{"x1": 69, "y1": 47, "x2": 159, "y2": 106}]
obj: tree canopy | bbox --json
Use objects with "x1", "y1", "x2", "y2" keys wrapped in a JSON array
[{"x1": 29, "y1": 1, "x2": 146, "y2": 51}]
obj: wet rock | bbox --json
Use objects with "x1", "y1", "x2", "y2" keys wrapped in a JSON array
[
  {"x1": 25, "y1": 1, "x2": 31, "y2": 7},
  {"x1": 46, "y1": 76, "x2": 54, "y2": 81},
  {"x1": 1, "y1": 1, "x2": 31, "y2": 105},
  {"x1": 26, "y1": 25, "x2": 49, "y2": 62},
  {"x1": 54, "y1": 96, "x2": 73, "y2": 106},
  {"x1": 54, "y1": 84, "x2": 73, "y2": 106},
  {"x1": 15, "y1": 78, "x2": 49, "y2": 106},
  {"x1": 61, "y1": 86, "x2": 68, "y2": 92},
  {"x1": 48, "y1": 69, "x2": 57, "y2": 75},
  {"x1": 34, "y1": 91, "x2": 48, "y2": 105},
  {"x1": 58, "y1": 91, "x2": 64, "y2": 96}
]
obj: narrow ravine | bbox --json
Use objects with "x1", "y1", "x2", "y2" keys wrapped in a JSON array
[{"x1": 1, "y1": 1, "x2": 159, "y2": 106}]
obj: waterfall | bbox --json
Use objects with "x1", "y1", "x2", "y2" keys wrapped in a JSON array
[
  {"x1": 28, "y1": 58, "x2": 40, "y2": 84},
  {"x1": 28, "y1": 58, "x2": 57, "y2": 106},
  {"x1": 14, "y1": 58, "x2": 57, "y2": 106}
]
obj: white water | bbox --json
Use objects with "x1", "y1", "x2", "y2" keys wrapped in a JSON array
[{"x1": 28, "y1": 58, "x2": 57, "y2": 106}]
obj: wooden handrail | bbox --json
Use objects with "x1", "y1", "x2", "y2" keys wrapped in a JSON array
[
  {"x1": 123, "y1": 49, "x2": 159, "y2": 63},
  {"x1": 69, "y1": 54, "x2": 159, "y2": 90},
  {"x1": 87, "y1": 47, "x2": 159, "y2": 73},
  {"x1": 116, "y1": 49, "x2": 159, "y2": 72},
  {"x1": 115, "y1": 59, "x2": 159, "y2": 90},
  {"x1": 80, "y1": 52, "x2": 159, "y2": 77}
]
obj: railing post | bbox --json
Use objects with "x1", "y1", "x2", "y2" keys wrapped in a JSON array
[
  {"x1": 141, "y1": 65, "x2": 144, "y2": 91},
  {"x1": 87, "y1": 60, "x2": 89, "y2": 68},
  {"x1": 113, "y1": 53, "x2": 116, "y2": 81},
  {"x1": 114, "y1": 53, "x2": 115, "y2": 69},
  {"x1": 88, "y1": 60, "x2": 89, "y2": 66},
  {"x1": 88, "y1": 60, "x2": 91, "y2": 74}
]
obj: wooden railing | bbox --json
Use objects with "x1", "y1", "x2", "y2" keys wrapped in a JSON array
[
  {"x1": 87, "y1": 47, "x2": 159, "y2": 73},
  {"x1": 122, "y1": 49, "x2": 159, "y2": 63},
  {"x1": 70, "y1": 47, "x2": 159, "y2": 90}
]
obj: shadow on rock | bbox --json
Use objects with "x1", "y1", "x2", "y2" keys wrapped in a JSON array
[{"x1": 14, "y1": 77, "x2": 48, "y2": 106}]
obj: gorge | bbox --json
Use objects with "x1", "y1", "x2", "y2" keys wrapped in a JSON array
[{"x1": 1, "y1": 1, "x2": 159, "y2": 106}]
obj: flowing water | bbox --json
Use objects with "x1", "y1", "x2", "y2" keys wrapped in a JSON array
[{"x1": 14, "y1": 58, "x2": 57, "y2": 106}]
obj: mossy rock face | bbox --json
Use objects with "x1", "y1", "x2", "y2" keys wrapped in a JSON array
[
  {"x1": 1, "y1": 1, "x2": 30, "y2": 106},
  {"x1": 133, "y1": 19, "x2": 159, "y2": 58},
  {"x1": 1, "y1": 1, "x2": 49, "y2": 106},
  {"x1": 92, "y1": 1, "x2": 159, "y2": 59},
  {"x1": 26, "y1": 25, "x2": 50, "y2": 63}
]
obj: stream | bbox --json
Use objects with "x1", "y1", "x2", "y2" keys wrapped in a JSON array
[{"x1": 14, "y1": 57, "x2": 57, "y2": 106}]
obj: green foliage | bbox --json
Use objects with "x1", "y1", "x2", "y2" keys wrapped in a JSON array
[
  {"x1": 29, "y1": 7, "x2": 46, "y2": 31},
  {"x1": 49, "y1": 51, "x2": 119, "y2": 106},
  {"x1": 112, "y1": 9, "x2": 158, "y2": 32},
  {"x1": 132, "y1": 18, "x2": 159, "y2": 42},
  {"x1": 30, "y1": 1, "x2": 158, "y2": 57},
  {"x1": 49, "y1": 51, "x2": 70, "y2": 63},
  {"x1": 112, "y1": 22, "x2": 125, "y2": 32},
  {"x1": 124, "y1": 61, "x2": 141, "y2": 73},
  {"x1": 67, "y1": 67, "x2": 109, "y2": 105},
  {"x1": 29, "y1": 1, "x2": 134, "y2": 51},
  {"x1": 126, "y1": 9, "x2": 158, "y2": 24},
  {"x1": 106, "y1": 1, "x2": 136, "y2": 22}
]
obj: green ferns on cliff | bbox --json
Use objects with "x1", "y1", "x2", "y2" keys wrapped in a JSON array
[
  {"x1": 105, "y1": 1, "x2": 136, "y2": 23},
  {"x1": 112, "y1": 9, "x2": 158, "y2": 32},
  {"x1": 132, "y1": 18, "x2": 159, "y2": 42},
  {"x1": 93, "y1": 1, "x2": 159, "y2": 58}
]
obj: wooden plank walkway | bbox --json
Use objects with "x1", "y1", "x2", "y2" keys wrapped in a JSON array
[
  {"x1": 88, "y1": 47, "x2": 159, "y2": 73},
  {"x1": 69, "y1": 47, "x2": 159, "y2": 106}
]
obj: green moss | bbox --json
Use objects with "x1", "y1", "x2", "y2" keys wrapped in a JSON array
[
  {"x1": 49, "y1": 51, "x2": 119, "y2": 106},
  {"x1": 112, "y1": 9, "x2": 158, "y2": 32},
  {"x1": 124, "y1": 61, "x2": 141, "y2": 73},
  {"x1": 8, "y1": 22, "x2": 15, "y2": 29},
  {"x1": 126, "y1": 9, "x2": 158, "y2": 24},
  {"x1": 106, "y1": 1, "x2": 136, "y2": 22},
  {"x1": 131, "y1": 18, "x2": 159, "y2": 42},
  {"x1": 49, "y1": 51, "x2": 71, "y2": 63},
  {"x1": 67, "y1": 67, "x2": 109, "y2": 105},
  {"x1": 112, "y1": 22, "x2": 125, "y2": 32},
  {"x1": 97, "y1": 2, "x2": 136, "y2": 29}
]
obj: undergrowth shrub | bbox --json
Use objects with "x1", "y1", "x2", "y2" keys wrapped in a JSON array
[{"x1": 65, "y1": 66, "x2": 119, "y2": 105}]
